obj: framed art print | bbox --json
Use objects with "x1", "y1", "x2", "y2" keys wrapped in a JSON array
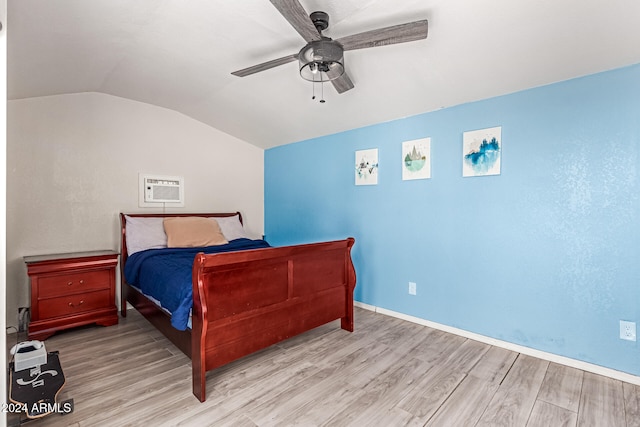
[
  {"x1": 463, "y1": 126, "x2": 501, "y2": 177},
  {"x1": 355, "y1": 149, "x2": 379, "y2": 185},
  {"x1": 402, "y1": 137, "x2": 431, "y2": 181}
]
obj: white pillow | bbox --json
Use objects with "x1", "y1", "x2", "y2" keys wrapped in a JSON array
[
  {"x1": 214, "y1": 215, "x2": 248, "y2": 240},
  {"x1": 125, "y1": 216, "x2": 168, "y2": 255}
]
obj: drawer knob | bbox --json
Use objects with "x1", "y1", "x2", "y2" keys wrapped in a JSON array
[
  {"x1": 67, "y1": 281, "x2": 73, "y2": 286},
  {"x1": 68, "y1": 300, "x2": 85, "y2": 307},
  {"x1": 79, "y1": 280, "x2": 84, "y2": 284}
]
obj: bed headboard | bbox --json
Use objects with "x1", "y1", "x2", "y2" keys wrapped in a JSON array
[{"x1": 119, "y1": 212, "x2": 243, "y2": 265}]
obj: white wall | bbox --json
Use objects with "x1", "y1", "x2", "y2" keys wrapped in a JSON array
[
  {"x1": 7, "y1": 92, "x2": 264, "y2": 328},
  {"x1": 1, "y1": 0, "x2": 8, "y2": 424}
]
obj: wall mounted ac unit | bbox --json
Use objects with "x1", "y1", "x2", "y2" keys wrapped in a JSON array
[{"x1": 139, "y1": 174, "x2": 184, "y2": 207}]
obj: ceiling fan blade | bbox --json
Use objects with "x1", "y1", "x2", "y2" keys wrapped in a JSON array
[
  {"x1": 336, "y1": 19, "x2": 428, "y2": 51},
  {"x1": 231, "y1": 54, "x2": 298, "y2": 77},
  {"x1": 330, "y1": 72, "x2": 355, "y2": 94},
  {"x1": 269, "y1": 0, "x2": 321, "y2": 42}
]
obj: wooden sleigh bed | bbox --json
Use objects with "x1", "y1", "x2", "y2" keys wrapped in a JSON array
[{"x1": 119, "y1": 212, "x2": 356, "y2": 402}]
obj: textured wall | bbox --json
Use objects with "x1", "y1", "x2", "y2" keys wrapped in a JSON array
[
  {"x1": 7, "y1": 93, "x2": 264, "y2": 328},
  {"x1": 265, "y1": 64, "x2": 640, "y2": 376}
]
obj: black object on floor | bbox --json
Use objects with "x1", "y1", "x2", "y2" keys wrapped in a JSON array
[{"x1": 9, "y1": 351, "x2": 67, "y2": 419}]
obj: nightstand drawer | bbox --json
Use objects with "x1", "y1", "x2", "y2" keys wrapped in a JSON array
[
  {"x1": 38, "y1": 270, "x2": 111, "y2": 298},
  {"x1": 38, "y1": 289, "x2": 112, "y2": 319}
]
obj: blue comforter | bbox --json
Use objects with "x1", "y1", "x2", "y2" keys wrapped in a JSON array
[{"x1": 124, "y1": 238, "x2": 271, "y2": 330}]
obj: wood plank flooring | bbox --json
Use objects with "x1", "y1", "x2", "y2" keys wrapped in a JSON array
[{"x1": 7, "y1": 307, "x2": 640, "y2": 426}]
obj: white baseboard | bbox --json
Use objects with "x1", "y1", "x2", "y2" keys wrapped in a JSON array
[{"x1": 354, "y1": 301, "x2": 640, "y2": 386}]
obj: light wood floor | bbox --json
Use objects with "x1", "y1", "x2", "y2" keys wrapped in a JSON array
[{"x1": 8, "y1": 307, "x2": 640, "y2": 426}]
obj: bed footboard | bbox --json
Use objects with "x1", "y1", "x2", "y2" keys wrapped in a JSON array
[{"x1": 191, "y1": 238, "x2": 356, "y2": 402}]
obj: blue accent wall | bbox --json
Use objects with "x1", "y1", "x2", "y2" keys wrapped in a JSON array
[{"x1": 265, "y1": 64, "x2": 640, "y2": 376}]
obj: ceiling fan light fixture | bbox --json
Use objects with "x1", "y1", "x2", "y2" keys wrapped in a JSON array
[{"x1": 299, "y1": 38, "x2": 344, "y2": 82}]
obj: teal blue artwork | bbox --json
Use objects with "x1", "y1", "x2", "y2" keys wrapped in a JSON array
[
  {"x1": 463, "y1": 126, "x2": 501, "y2": 177},
  {"x1": 402, "y1": 137, "x2": 431, "y2": 180}
]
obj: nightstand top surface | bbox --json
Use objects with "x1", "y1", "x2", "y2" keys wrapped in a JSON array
[{"x1": 24, "y1": 250, "x2": 119, "y2": 265}]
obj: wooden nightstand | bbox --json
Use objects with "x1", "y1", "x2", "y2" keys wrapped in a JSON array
[{"x1": 25, "y1": 250, "x2": 119, "y2": 340}]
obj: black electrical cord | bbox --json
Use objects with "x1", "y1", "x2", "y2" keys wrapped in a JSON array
[{"x1": 6, "y1": 326, "x2": 19, "y2": 365}]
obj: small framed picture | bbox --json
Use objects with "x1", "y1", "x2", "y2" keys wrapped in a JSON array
[
  {"x1": 463, "y1": 126, "x2": 501, "y2": 177},
  {"x1": 402, "y1": 138, "x2": 431, "y2": 181},
  {"x1": 355, "y1": 149, "x2": 379, "y2": 185}
]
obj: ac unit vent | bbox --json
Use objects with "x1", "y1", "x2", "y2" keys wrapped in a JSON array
[{"x1": 139, "y1": 174, "x2": 185, "y2": 207}]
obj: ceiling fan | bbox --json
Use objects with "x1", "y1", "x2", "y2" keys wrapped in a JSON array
[{"x1": 231, "y1": 0, "x2": 428, "y2": 95}]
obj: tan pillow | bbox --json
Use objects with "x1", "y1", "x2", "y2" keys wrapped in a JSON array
[{"x1": 163, "y1": 217, "x2": 228, "y2": 248}]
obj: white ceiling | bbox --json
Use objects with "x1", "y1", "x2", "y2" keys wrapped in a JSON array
[{"x1": 8, "y1": 0, "x2": 640, "y2": 149}]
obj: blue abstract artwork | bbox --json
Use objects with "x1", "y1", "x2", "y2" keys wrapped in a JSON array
[{"x1": 463, "y1": 126, "x2": 502, "y2": 177}]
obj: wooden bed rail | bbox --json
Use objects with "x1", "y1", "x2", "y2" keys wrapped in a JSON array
[
  {"x1": 119, "y1": 212, "x2": 356, "y2": 403},
  {"x1": 191, "y1": 238, "x2": 356, "y2": 402}
]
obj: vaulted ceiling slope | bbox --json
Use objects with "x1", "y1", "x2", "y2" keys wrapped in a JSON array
[{"x1": 8, "y1": 0, "x2": 640, "y2": 149}]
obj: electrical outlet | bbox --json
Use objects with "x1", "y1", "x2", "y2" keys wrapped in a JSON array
[
  {"x1": 620, "y1": 320, "x2": 636, "y2": 341},
  {"x1": 408, "y1": 282, "x2": 417, "y2": 295}
]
